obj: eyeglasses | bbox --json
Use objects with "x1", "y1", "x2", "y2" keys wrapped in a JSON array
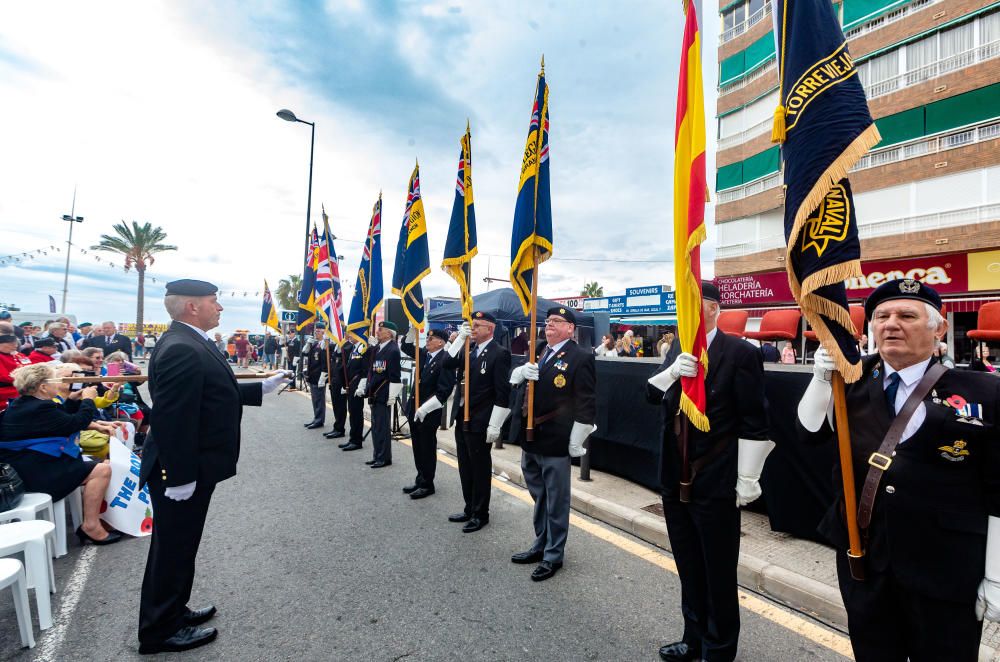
[{"x1": 544, "y1": 318, "x2": 570, "y2": 326}]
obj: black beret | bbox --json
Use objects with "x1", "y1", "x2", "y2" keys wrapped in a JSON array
[
  {"x1": 427, "y1": 328, "x2": 449, "y2": 342},
  {"x1": 34, "y1": 338, "x2": 56, "y2": 348},
  {"x1": 546, "y1": 306, "x2": 576, "y2": 325},
  {"x1": 864, "y1": 278, "x2": 942, "y2": 321},
  {"x1": 165, "y1": 279, "x2": 218, "y2": 296},
  {"x1": 472, "y1": 311, "x2": 497, "y2": 324},
  {"x1": 379, "y1": 320, "x2": 398, "y2": 333},
  {"x1": 314, "y1": 322, "x2": 326, "y2": 329},
  {"x1": 701, "y1": 281, "x2": 721, "y2": 303}
]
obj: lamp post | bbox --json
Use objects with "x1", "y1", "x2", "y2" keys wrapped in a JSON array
[
  {"x1": 277, "y1": 109, "x2": 316, "y2": 388},
  {"x1": 60, "y1": 188, "x2": 84, "y2": 313},
  {"x1": 276, "y1": 109, "x2": 315, "y2": 272}
]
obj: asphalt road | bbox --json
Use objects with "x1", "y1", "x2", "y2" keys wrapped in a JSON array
[{"x1": 0, "y1": 388, "x2": 851, "y2": 661}]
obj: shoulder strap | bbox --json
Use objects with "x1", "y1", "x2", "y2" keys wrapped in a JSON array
[{"x1": 857, "y1": 362, "x2": 946, "y2": 530}]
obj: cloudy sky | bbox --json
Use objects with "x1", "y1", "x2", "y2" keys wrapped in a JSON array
[{"x1": 0, "y1": 0, "x2": 720, "y2": 332}]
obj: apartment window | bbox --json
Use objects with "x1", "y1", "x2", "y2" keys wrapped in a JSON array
[
  {"x1": 981, "y1": 11, "x2": 1000, "y2": 44},
  {"x1": 723, "y1": 3, "x2": 746, "y2": 32},
  {"x1": 940, "y1": 20, "x2": 974, "y2": 61},
  {"x1": 866, "y1": 49, "x2": 899, "y2": 87},
  {"x1": 748, "y1": 0, "x2": 765, "y2": 18},
  {"x1": 906, "y1": 34, "x2": 938, "y2": 81}
]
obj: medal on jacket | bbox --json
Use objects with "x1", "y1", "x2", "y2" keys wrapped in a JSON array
[{"x1": 553, "y1": 374, "x2": 566, "y2": 388}]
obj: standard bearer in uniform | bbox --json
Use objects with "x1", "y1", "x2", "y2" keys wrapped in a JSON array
[
  {"x1": 797, "y1": 278, "x2": 1000, "y2": 661},
  {"x1": 340, "y1": 338, "x2": 369, "y2": 452},
  {"x1": 509, "y1": 306, "x2": 596, "y2": 582},
  {"x1": 646, "y1": 282, "x2": 770, "y2": 662},
  {"x1": 303, "y1": 324, "x2": 328, "y2": 430},
  {"x1": 400, "y1": 327, "x2": 455, "y2": 499},
  {"x1": 443, "y1": 310, "x2": 511, "y2": 533},
  {"x1": 324, "y1": 337, "x2": 350, "y2": 440},
  {"x1": 357, "y1": 320, "x2": 401, "y2": 468}
]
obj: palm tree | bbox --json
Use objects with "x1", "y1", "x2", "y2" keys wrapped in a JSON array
[
  {"x1": 275, "y1": 275, "x2": 302, "y2": 311},
  {"x1": 581, "y1": 281, "x2": 604, "y2": 297},
  {"x1": 92, "y1": 221, "x2": 177, "y2": 333}
]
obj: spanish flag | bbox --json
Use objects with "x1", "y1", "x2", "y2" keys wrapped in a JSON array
[
  {"x1": 509, "y1": 61, "x2": 552, "y2": 315},
  {"x1": 772, "y1": 0, "x2": 880, "y2": 382},
  {"x1": 673, "y1": 0, "x2": 710, "y2": 433},
  {"x1": 260, "y1": 280, "x2": 280, "y2": 333},
  {"x1": 392, "y1": 162, "x2": 431, "y2": 330},
  {"x1": 442, "y1": 123, "x2": 478, "y2": 323}
]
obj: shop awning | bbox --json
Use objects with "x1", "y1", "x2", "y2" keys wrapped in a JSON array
[{"x1": 612, "y1": 317, "x2": 677, "y2": 325}]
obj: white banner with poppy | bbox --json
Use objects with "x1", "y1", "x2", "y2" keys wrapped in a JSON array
[{"x1": 100, "y1": 435, "x2": 153, "y2": 537}]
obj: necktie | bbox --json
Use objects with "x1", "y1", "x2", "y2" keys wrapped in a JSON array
[
  {"x1": 470, "y1": 345, "x2": 479, "y2": 361},
  {"x1": 106, "y1": 335, "x2": 111, "y2": 347},
  {"x1": 884, "y1": 372, "x2": 901, "y2": 418},
  {"x1": 540, "y1": 347, "x2": 554, "y2": 365}
]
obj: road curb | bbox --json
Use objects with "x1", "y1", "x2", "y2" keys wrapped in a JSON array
[{"x1": 435, "y1": 435, "x2": 848, "y2": 628}]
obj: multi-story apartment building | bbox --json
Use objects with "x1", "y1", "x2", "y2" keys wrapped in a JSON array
[{"x1": 712, "y1": 0, "x2": 1000, "y2": 359}]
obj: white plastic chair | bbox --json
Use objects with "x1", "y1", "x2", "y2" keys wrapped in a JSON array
[
  {"x1": 0, "y1": 558, "x2": 34, "y2": 648},
  {"x1": 0, "y1": 493, "x2": 63, "y2": 559},
  {"x1": 0, "y1": 521, "x2": 55, "y2": 629}
]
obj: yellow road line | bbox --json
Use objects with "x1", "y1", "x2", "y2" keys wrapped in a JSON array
[{"x1": 293, "y1": 390, "x2": 853, "y2": 659}]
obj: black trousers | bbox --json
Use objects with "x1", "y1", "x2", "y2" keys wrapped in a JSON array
[
  {"x1": 329, "y1": 383, "x2": 347, "y2": 433},
  {"x1": 348, "y1": 394, "x2": 365, "y2": 442},
  {"x1": 138, "y1": 475, "x2": 216, "y2": 645},
  {"x1": 308, "y1": 382, "x2": 326, "y2": 424},
  {"x1": 836, "y1": 552, "x2": 982, "y2": 662},
  {"x1": 455, "y1": 424, "x2": 492, "y2": 519},
  {"x1": 662, "y1": 497, "x2": 741, "y2": 662},
  {"x1": 370, "y1": 402, "x2": 391, "y2": 463},
  {"x1": 409, "y1": 409, "x2": 442, "y2": 488}
]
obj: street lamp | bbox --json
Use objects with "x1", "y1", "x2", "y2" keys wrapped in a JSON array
[
  {"x1": 60, "y1": 188, "x2": 84, "y2": 313},
  {"x1": 276, "y1": 108, "x2": 315, "y2": 267}
]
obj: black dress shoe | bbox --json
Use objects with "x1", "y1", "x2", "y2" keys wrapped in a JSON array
[
  {"x1": 324, "y1": 430, "x2": 345, "y2": 439},
  {"x1": 448, "y1": 512, "x2": 471, "y2": 523},
  {"x1": 183, "y1": 605, "x2": 217, "y2": 626},
  {"x1": 511, "y1": 549, "x2": 544, "y2": 564},
  {"x1": 305, "y1": 422, "x2": 324, "y2": 430},
  {"x1": 462, "y1": 517, "x2": 488, "y2": 533},
  {"x1": 138, "y1": 626, "x2": 218, "y2": 655},
  {"x1": 364, "y1": 459, "x2": 376, "y2": 465},
  {"x1": 530, "y1": 560, "x2": 563, "y2": 582},
  {"x1": 303, "y1": 421, "x2": 318, "y2": 428},
  {"x1": 76, "y1": 527, "x2": 124, "y2": 546},
  {"x1": 409, "y1": 487, "x2": 434, "y2": 499},
  {"x1": 402, "y1": 484, "x2": 419, "y2": 494},
  {"x1": 341, "y1": 443, "x2": 363, "y2": 451},
  {"x1": 370, "y1": 461, "x2": 391, "y2": 468},
  {"x1": 338, "y1": 441, "x2": 353, "y2": 448},
  {"x1": 658, "y1": 641, "x2": 701, "y2": 662}
]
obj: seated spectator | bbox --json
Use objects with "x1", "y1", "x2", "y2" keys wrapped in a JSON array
[
  {"x1": 81, "y1": 347, "x2": 105, "y2": 374},
  {"x1": 0, "y1": 363, "x2": 123, "y2": 544},
  {"x1": 0, "y1": 324, "x2": 32, "y2": 411},
  {"x1": 103, "y1": 351, "x2": 150, "y2": 432},
  {"x1": 57, "y1": 349, "x2": 86, "y2": 366},
  {"x1": 28, "y1": 337, "x2": 59, "y2": 363}
]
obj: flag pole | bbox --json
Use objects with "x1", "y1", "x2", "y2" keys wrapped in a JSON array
[
  {"x1": 526, "y1": 247, "x2": 539, "y2": 442},
  {"x1": 463, "y1": 262, "x2": 472, "y2": 432},
  {"x1": 324, "y1": 331, "x2": 333, "y2": 402},
  {"x1": 833, "y1": 371, "x2": 865, "y2": 579},
  {"x1": 414, "y1": 329, "x2": 421, "y2": 409}
]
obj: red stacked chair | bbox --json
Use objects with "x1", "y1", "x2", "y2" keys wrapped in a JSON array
[
  {"x1": 744, "y1": 309, "x2": 802, "y2": 345},
  {"x1": 717, "y1": 310, "x2": 749, "y2": 337},
  {"x1": 968, "y1": 302, "x2": 1000, "y2": 357},
  {"x1": 803, "y1": 305, "x2": 866, "y2": 342}
]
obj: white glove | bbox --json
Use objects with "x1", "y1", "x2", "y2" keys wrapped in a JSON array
[
  {"x1": 736, "y1": 438, "x2": 776, "y2": 507},
  {"x1": 368, "y1": 335, "x2": 378, "y2": 346},
  {"x1": 340, "y1": 387, "x2": 347, "y2": 395},
  {"x1": 318, "y1": 372, "x2": 328, "y2": 388},
  {"x1": 447, "y1": 324, "x2": 471, "y2": 358},
  {"x1": 648, "y1": 352, "x2": 698, "y2": 392},
  {"x1": 569, "y1": 422, "x2": 596, "y2": 457},
  {"x1": 262, "y1": 370, "x2": 292, "y2": 395},
  {"x1": 164, "y1": 481, "x2": 196, "y2": 501},
  {"x1": 976, "y1": 516, "x2": 1000, "y2": 622},
  {"x1": 510, "y1": 363, "x2": 539, "y2": 385},
  {"x1": 812, "y1": 346, "x2": 836, "y2": 383},
  {"x1": 405, "y1": 326, "x2": 417, "y2": 343},
  {"x1": 797, "y1": 347, "x2": 836, "y2": 432},
  {"x1": 389, "y1": 382, "x2": 403, "y2": 400},
  {"x1": 355, "y1": 378, "x2": 367, "y2": 398},
  {"x1": 486, "y1": 406, "x2": 511, "y2": 444},
  {"x1": 414, "y1": 395, "x2": 443, "y2": 422}
]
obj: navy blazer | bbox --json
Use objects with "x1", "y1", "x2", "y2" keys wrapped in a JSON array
[{"x1": 140, "y1": 322, "x2": 262, "y2": 488}]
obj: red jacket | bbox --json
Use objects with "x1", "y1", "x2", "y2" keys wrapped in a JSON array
[
  {"x1": 28, "y1": 351, "x2": 54, "y2": 364},
  {"x1": 0, "y1": 351, "x2": 32, "y2": 409}
]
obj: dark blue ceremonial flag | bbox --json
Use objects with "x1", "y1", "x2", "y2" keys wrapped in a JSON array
[
  {"x1": 509, "y1": 65, "x2": 552, "y2": 315},
  {"x1": 773, "y1": 0, "x2": 880, "y2": 383},
  {"x1": 442, "y1": 125, "x2": 478, "y2": 322},
  {"x1": 346, "y1": 195, "x2": 384, "y2": 344}
]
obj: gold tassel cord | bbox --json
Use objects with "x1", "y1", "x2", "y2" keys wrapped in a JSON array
[{"x1": 771, "y1": 104, "x2": 787, "y2": 143}]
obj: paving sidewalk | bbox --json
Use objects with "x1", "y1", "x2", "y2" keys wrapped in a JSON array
[{"x1": 419, "y1": 420, "x2": 1000, "y2": 659}]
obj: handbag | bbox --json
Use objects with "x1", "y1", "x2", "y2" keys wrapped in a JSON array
[{"x1": 0, "y1": 462, "x2": 25, "y2": 512}]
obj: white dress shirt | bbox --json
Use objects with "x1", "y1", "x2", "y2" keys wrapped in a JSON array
[
  {"x1": 179, "y1": 322, "x2": 212, "y2": 342},
  {"x1": 884, "y1": 359, "x2": 931, "y2": 443}
]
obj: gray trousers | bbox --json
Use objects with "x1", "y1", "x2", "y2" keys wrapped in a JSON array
[
  {"x1": 370, "y1": 402, "x2": 392, "y2": 464},
  {"x1": 521, "y1": 451, "x2": 571, "y2": 563},
  {"x1": 309, "y1": 383, "x2": 326, "y2": 424}
]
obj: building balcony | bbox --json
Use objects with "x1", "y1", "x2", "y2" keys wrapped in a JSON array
[{"x1": 720, "y1": 2, "x2": 772, "y2": 44}]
